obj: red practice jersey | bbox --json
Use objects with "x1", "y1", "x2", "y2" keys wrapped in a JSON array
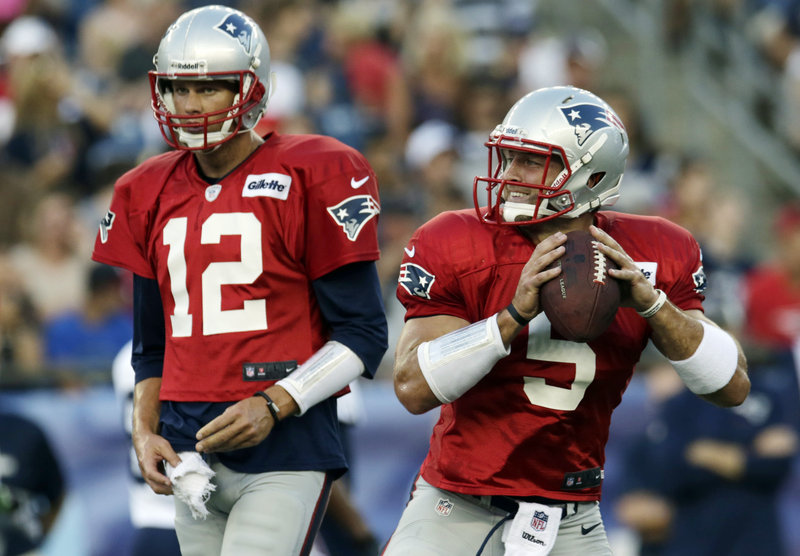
[
  {"x1": 396, "y1": 210, "x2": 705, "y2": 501},
  {"x1": 93, "y1": 133, "x2": 380, "y2": 402}
]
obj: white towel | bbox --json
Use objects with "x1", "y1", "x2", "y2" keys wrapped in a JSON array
[
  {"x1": 165, "y1": 451, "x2": 216, "y2": 519},
  {"x1": 501, "y1": 501, "x2": 562, "y2": 555}
]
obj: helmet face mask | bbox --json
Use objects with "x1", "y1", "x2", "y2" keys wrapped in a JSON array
[
  {"x1": 149, "y1": 6, "x2": 271, "y2": 151},
  {"x1": 474, "y1": 86, "x2": 629, "y2": 226},
  {"x1": 475, "y1": 138, "x2": 574, "y2": 224}
]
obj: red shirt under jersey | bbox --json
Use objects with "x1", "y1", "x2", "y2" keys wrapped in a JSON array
[
  {"x1": 396, "y1": 210, "x2": 705, "y2": 501},
  {"x1": 93, "y1": 133, "x2": 380, "y2": 402}
]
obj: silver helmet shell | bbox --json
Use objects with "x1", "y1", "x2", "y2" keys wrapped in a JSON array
[
  {"x1": 473, "y1": 86, "x2": 629, "y2": 225},
  {"x1": 149, "y1": 5, "x2": 271, "y2": 150}
]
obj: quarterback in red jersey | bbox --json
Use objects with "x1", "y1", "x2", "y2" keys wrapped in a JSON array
[
  {"x1": 384, "y1": 86, "x2": 749, "y2": 556},
  {"x1": 92, "y1": 6, "x2": 387, "y2": 556}
]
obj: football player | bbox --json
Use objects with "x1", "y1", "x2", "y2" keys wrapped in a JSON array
[
  {"x1": 92, "y1": 6, "x2": 387, "y2": 556},
  {"x1": 383, "y1": 86, "x2": 750, "y2": 555}
]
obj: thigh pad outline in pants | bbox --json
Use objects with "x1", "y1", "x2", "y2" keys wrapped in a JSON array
[
  {"x1": 174, "y1": 462, "x2": 327, "y2": 556},
  {"x1": 383, "y1": 476, "x2": 510, "y2": 556}
]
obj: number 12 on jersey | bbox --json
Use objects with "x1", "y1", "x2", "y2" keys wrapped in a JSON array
[{"x1": 162, "y1": 213, "x2": 268, "y2": 337}]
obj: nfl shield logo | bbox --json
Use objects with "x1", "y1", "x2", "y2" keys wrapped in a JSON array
[
  {"x1": 435, "y1": 498, "x2": 454, "y2": 517},
  {"x1": 531, "y1": 510, "x2": 548, "y2": 531}
]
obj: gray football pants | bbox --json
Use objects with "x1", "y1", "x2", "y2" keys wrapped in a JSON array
[
  {"x1": 383, "y1": 476, "x2": 613, "y2": 555},
  {"x1": 173, "y1": 458, "x2": 331, "y2": 556}
]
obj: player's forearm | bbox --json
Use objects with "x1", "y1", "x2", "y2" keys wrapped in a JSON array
[
  {"x1": 275, "y1": 341, "x2": 364, "y2": 416},
  {"x1": 648, "y1": 301, "x2": 704, "y2": 360},
  {"x1": 393, "y1": 350, "x2": 442, "y2": 414},
  {"x1": 394, "y1": 314, "x2": 509, "y2": 413},
  {"x1": 649, "y1": 305, "x2": 749, "y2": 407},
  {"x1": 132, "y1": 377, "x2": 163, "y2": 436}
]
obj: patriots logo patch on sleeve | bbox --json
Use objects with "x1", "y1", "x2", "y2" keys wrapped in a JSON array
[
  {"x1": 399, "y1": 262, "x2": 435, "y2": 299},
  {"x1": 99, "y1": 210, "x2": 115, "y2": 244},
  {"x1": 693, "y1": 265, "x2": 707, "y2": 294},
  {"x1": 327, "y1": 195, "x2": 380, "y2": 241}
]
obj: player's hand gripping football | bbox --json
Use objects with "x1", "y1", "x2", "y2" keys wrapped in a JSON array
[
  {"x1": 195, "y1": 395, "x2": 276, "y2": 453},
  {"x1": 589, "y1": 225, "x2": 660, "y2": 312},
  {"x1": 508, "y1": 231, "x2": 567, "y2": 320}
]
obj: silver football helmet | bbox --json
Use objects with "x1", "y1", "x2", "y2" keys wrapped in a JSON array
[
  {"x1": 149, "y1": 5, "x2": 272, "y2": 150},
  {"x1": 474, "y1": 86, "x2": 629, "y2": 225}
]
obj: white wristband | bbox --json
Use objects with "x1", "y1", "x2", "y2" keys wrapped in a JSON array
[
  {"x1": 637, "y1": 289, "x2": 667, "y2": 318},
  {"x1": 276, "y1": 341, "x2": 364, "y2": 416},
  {"x1": 668, "y1": 320, "x2": 738, "y2": 395},
  {"x1": 417, "y1": 314, "x2": 510, "y2": 404}
]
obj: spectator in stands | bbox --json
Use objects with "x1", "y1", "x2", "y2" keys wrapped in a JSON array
[
  {"x1": 0, "y1": 15, "x2": 113, "y2": 196},
  {"x1": 658, "y1": 157, "x2": 753, "y2": 330},
  {"x1": 402, "y1": 2, "x2": 468, "y2": 126},
  {"x1": 615, "y1": 356, "x2": 798, "y2": 556},
  {"x1": 744, "y1": 201, "x2": 800, "y2": 356},
  {"x1": 0, "y1": 254, "x2": 42, "y2": 381},
  {"x1": 516, "y1": 28, "x2": 608, "y2": 93},
  {"x1": 404, "y1": 119, "x2": 469, "y2": 220},
  {"x1": 43, "y1": 263, "x2": 131, "y2": 381},
  {"x1": 7, "y1": 192, "x2": 90, "y2": 323},
  {"x1": 742, "y1": 200, "x2": 800, "y2": 551},
  {"x1": 602, "y1": 88, "x2": 675, "y2": 217}
]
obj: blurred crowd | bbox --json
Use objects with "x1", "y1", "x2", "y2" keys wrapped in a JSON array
[{"x1": 0, "y1": 0, "x2": 800, "y2": 555}]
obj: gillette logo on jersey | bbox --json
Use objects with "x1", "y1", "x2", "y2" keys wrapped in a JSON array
[
  {"x1": 242, "y1": 173, "x2": 292, "y2": 200},
  {"x1": 215, "y1": 12, "x2": 256, "y2": 54},
  {"x1": 399, "y1": 263, "x2": 435, "y2": 299},
  {"x1": 327, "y1": 195, "x2": 380, "y2": 241},
  {"x1": 560, "y1": 103, "x2": 626, "y2": 146}
]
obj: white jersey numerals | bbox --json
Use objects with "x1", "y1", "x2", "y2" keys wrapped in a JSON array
[
  {"x1": 522, "y1": 313, "x2": 596, "y2": 411},
  {"x1": 162, "y1": 213, "x2": 267, "y2": 337}
]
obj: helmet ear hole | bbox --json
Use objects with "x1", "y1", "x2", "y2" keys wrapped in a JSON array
[{"x1": 587, "y1": 172, "x2": 605, "y2": 189}]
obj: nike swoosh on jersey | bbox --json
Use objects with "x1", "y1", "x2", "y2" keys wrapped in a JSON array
[
  {"x1": 350, "y1": 176, "x2": 369, "y2": 189},
  {"x1": 581, "y1": 523, "x2": 601, "y2": 535},
  {"x1": 404, "y1": 246, "x2": 415, "y2": 257}
]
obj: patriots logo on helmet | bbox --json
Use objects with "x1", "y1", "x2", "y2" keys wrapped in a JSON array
[
  {"x1": 560, "y1": 104, "x2": 626, "y2": 146},
  {"x1": 327, "y1": 195, "x2": 380, "y2": 241},
  {"x1": 215, "y1": 12, "x2": 255, "y2": 54},
  {"x1": 399, "y1": 263, "x2": 436, "y2": 299}
]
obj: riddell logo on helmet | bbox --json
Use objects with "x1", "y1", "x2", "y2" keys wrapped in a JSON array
[
  {"x1": 495, "y1": 124, "x2": 528, "y2": 138},
  {"x1": 169, "y1": 60, "x2": 208, "y2": 73},
  {"x1": 242, "y1": 173, "x2": 292, "y2": 200}
]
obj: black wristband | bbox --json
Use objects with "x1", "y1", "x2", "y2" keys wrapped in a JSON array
[
  {"x1": 506, "y1": 303, "x2": 532, "y2": 327},
  {"x1": 253, "y1": 391, "x2": 281, "y2": 422}
]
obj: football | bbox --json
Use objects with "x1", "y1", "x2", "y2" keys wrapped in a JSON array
[{"x1": 540, "y1": 229, "x2": 621, "y2": 342}]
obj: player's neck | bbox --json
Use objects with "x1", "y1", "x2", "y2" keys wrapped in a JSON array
[{"x1": 193, "y1": 131, "x2": 264, "y2": 179}]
